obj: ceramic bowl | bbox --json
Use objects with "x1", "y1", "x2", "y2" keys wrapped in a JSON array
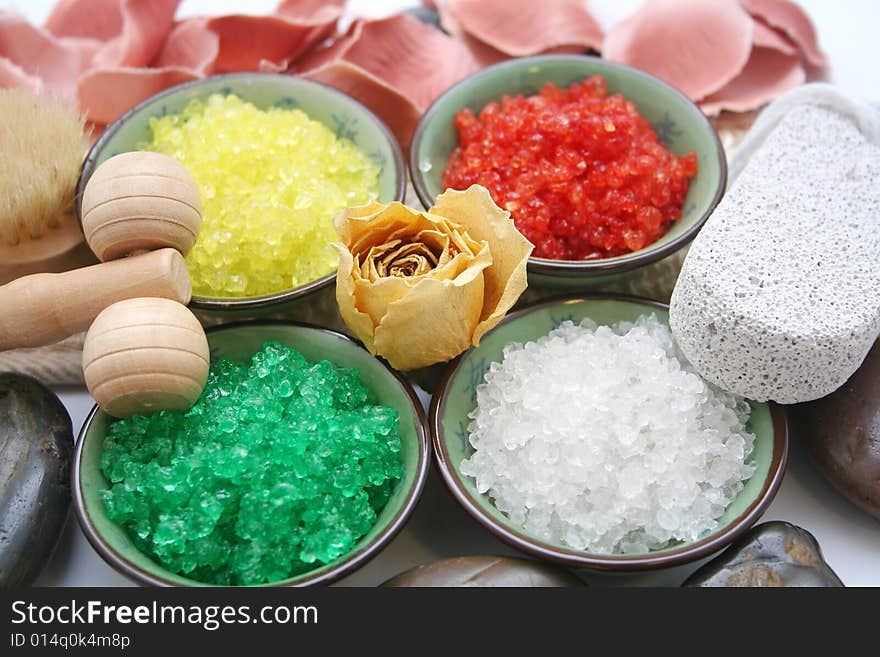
[
  {"x1": 431, "y1": 295, "x2": 788, "y2": 571},
  {"x1": 73, "y1": 321, "x2": 429, "y2": 587},
  {"x1": 77, "y1": 73, "x2": 406, "y2": 314},
  {"x1": 410, "y1": 55, "x2": 727, "y2": 288}
]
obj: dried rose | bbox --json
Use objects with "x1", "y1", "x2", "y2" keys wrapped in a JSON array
[{"x1": 333, "y1": 185, "x2": 533, "y2": 370}]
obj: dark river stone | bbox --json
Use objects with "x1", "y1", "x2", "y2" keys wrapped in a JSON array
[
  {"x1": 683, "y1": 522, "x2": 843, "y2": 587},
  {"x1": 0, "y1": 373, "x2": 73, "y2": 586},
  {"x1": 382, "y1": 555, "x2": 585, "y2": 587},
  {"x1": 791, "y1": 340, "x2": 880, "y2": 519}
]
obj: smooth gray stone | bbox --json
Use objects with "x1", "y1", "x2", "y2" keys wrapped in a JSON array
[
  {"x1": 382, "y1": 555, "x2": 586, "y2": 587},
  {"x1": 792, "y1": 339, "x2": 880, "y2": 520},
  {"x1": 683, "y1": 522, "x2": 844, "y2": 587},
  {"x1": 0, "y1": 373, "x2": 73, "y2": 587}
]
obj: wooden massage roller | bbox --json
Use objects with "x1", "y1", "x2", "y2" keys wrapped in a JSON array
[{"x1": 0, "y1": 151, "x2": 210, "y2": 417}]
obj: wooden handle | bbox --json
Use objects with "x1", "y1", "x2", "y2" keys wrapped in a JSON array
[{"x1": 0, "y1": 248, "x2": 191, "y2": 350}]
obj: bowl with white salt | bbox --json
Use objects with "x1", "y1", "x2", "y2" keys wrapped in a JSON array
[{"x1": 430, "y1": 295, "x2": 788, "y2": 571}]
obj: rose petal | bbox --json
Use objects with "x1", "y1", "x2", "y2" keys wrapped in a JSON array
[
  {"x1": 433, "y1": 4, "x2": 516, "y2": 67},
  {"x1": 204, "y1": 12, "x2": 339, "y2": 74},
  {"x1": 376, "y1": 242, "x2": 438, "y2": 277},
  {"x1": 345, "y1": 203, "x2": 426, "y2": 256},
  {"x1": 739, "y1": 0, "x2": 828, "y2": 68},
  {"x1": 45, "y1": 0, "x2": 181, "y2": 68},
  {"x1": 299, "y1": 14, "x2": 478, "y2": 148},
  {"x1": 699, "y1": 47, "x2": 805, "y2": 116},
  {"x1": 76, "y1": 66, "x2": 199, "y2": 125},
  {"x1": 335, "y1": 200, "x2": 393, "y2": 243},
  {"x1": 0, "y1": 58, "x2": 42, "y2": 94},
  {"x1": 602, "y1": 0, "x2": 754, "y2": 101},
  {"x1": 154, "y1": 17, "x2": 219, "y2": 74},
  {"x1": 362, "y1": 240, "x2": 439, "y2": 279},
  {"x1": 335, "y1": 242, "x2": 381, "y2": 354},
  {"x1": 352, "y1": 252, "x2": 479, "y2": 328},
  {"x1": 435, "y1": 0, "x2": 603, "y2": 57},
  {"x1": 334, "y1": 188, "x2": 530, "y2": 368},
  {"x1": 90, "y1": 0, "x2": 179, "y2": 68},
  {"x1": 348, "y1": 195, "x2": 503, "y2": 289},
  {"x1": 371, "y1": 249, "x2": 490, "y2": 370},
  {"x1": 276, "y1": 0, "x2": 347, "y2": 22},
  {"x1": 387, "y1": 253, "x2": 434, "y2": 277},
  {"x1": 752, "y1": 19, "x2": 798, "y2": 55},
  {"x1": 429, "y1": 186, "x2": 533, "y2": 343},
  {"x1": 45, "y1": 0, "x2": 125, "y2": 40},
  {"x1": 0, "y1": 12, "x2": 97, "y2": 100}
]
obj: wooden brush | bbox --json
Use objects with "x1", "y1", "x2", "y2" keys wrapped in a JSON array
[{"x1": 0, "y1": 89, "x2": 95, "y2": 284}]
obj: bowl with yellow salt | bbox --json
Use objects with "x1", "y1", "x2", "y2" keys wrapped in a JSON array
[{"x1": 77, "y1": 73, "x2": 406, "y2": 315}]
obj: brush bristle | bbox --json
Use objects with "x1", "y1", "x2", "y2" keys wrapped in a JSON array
[{"x1": 0, "y1": 89, "x2": 87, "y2": 246}]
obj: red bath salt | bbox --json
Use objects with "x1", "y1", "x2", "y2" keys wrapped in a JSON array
[{"x1": 442, "y1": 77, "x2": 698, "y2": 260}]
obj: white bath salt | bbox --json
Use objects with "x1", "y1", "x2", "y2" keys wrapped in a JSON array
[{"x1": 461, "y1": 315, "x2": 756, "y2": 555}]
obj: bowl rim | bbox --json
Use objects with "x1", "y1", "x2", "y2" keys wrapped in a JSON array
[
  {"x1": 75, "y1": 72, "x2": 407, "y2": 311},
  {"x1": 409, "y1": 54, "x2": 728, "y2": 277},
  {"x1": 72, "y1": 319, "x2": 430, "y2": 587},
  {"x1": 429, "y1": 293, "x2": 789, "y2": 571}
]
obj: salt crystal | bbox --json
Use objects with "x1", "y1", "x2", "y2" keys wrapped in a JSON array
[{"x1": 460, "y1": 316, "x2": 756, "y2": 555}]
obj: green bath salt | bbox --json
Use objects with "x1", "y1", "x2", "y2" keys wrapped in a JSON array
[{"x1": 99, "y1": 341, "x2": 403, "y2": 585}]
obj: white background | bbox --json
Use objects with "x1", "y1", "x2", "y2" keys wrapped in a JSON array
[{"x1": 3, "y1": 0, "x2": 879, "y2": 586}]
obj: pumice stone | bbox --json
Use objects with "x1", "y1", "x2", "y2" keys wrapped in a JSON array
[{"x1": 670, "y1": 98, "x2": 880, "y2": 403}]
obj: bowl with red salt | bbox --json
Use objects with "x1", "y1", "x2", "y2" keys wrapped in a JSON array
[{"x1": 410, "y1": 55, "x2": 726, "y2": 287}]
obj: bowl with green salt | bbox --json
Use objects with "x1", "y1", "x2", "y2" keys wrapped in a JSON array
[
  {"x1": 73, "y1": 321, "x2": 429, "y2": 587},
  {"x1": 77, "y1": 73, "x2": 406, "y2": 317},
  {"x1": 431, "y1": 294, "x2": 788, "y2": 572}
]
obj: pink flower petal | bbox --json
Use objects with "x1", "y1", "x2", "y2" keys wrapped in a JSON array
[
  {"x1": 603, "y1": 0, "x2": 754, "y2": 101},
  {"x1": 700, "y1": 47, "x2": 806, "y2": 115},
  {"x1": 740, "y1": 0, "x2": 828, "y2": 68}
]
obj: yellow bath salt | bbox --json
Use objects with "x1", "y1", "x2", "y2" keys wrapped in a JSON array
[{"x1": 141, "y1": 93, "x2": 380, "y2": 297}]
